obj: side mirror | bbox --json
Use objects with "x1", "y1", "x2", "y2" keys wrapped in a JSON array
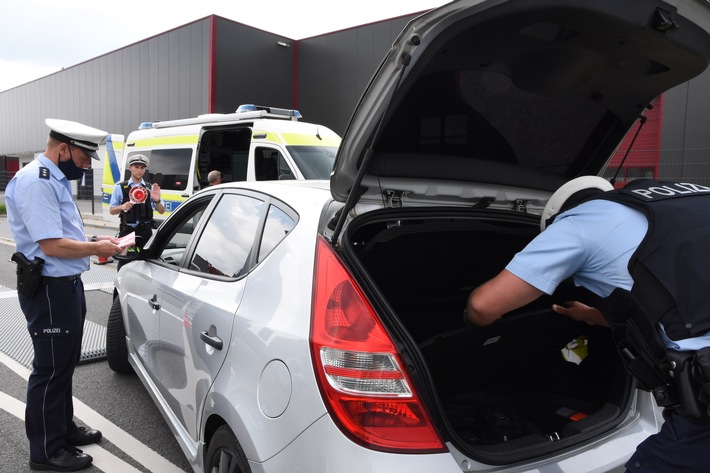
[
  {"x1": 113, "y1": 251, "x2": 142, "y2": 262},
  {"x1": 113, "y1": 236, "x2": 147, "y2": 262}
]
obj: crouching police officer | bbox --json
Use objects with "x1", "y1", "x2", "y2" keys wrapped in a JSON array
[
  {"x1": 108, "y1": 153, "x2": 164, "y2": 270},
  {"x1": 465, "y1": 176, "x2": 710, "y2": 472},
  {"x1": 6, "y1": 118, "x2": 123, "y2": 471}
]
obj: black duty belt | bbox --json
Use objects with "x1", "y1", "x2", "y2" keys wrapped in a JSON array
[
  {"x1": 43, "y1": 274, "x2": 81, "y2": 284},
  {"x1": 131, "y1": 222, "x2": 153, "y2": 228}
]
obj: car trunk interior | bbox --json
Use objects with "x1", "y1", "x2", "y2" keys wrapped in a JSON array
[{"x1": 344, "y1": 209, "x2": 633, "y2": 463}]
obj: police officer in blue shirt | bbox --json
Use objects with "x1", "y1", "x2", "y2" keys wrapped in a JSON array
[
  {"x1": 108, "y1": 153, "x2": 164, "y2": 270},
  {"x1": 465, "y1": 176, "x2": 710, "y2": 472},
  {"x1": 6, "y1": 118, "x2": 123, "y2": 471}
]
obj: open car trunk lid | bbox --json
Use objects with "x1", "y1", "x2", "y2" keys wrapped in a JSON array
[
  {"x1": 325, "y1": 0, "x2": 710, "y2": 465},
  {"x1": 330, "y1": 0, "x2": 710, "y2": 221}
]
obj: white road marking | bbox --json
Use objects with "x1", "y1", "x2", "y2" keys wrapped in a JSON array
[
  {"x1": 0, "y1": 351, "x2": 185, "y2": 473},
  {"x1": 0, "y1": 389, "x2": 25, "y2": 417},
  {"x1": 82, "y1": 444, "x2": 143, "y2": 473},
  {"x1": 83, "y1": 282, "x2": 115, "y2": 291}
]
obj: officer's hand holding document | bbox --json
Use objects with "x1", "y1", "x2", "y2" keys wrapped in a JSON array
[{"x1": 116, "y1": 231, "x2": 136, "y2": 249}]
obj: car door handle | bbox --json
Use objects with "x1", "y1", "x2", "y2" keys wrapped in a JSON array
[
  {"x1": 200, "y1": 331, "x2": 224, "y2": 350},
  {"x1": 148, "y1": 295, "x2": 160, "y2": 310}
]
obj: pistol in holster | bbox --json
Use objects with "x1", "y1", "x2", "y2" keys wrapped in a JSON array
[
  {"x1": 11, "y1": 252, "x2": 45, "y2": 298},
  {"x1": 615, "y1": 321, "x2": 679, "y2": 409},
  {"x1": 663, "y1": 347, "x2": 710, "y2": 419},
  {"x1": 606, "y1": 289, "x2": 710, "y2": 418}
]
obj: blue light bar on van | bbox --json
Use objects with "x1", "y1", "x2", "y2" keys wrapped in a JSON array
[
  {"x1": 138, "y1": 122, "x2": 154, "y2": 129},
  {"x1": 236, "y1": 104, "x2": 302, "y2": 119}
]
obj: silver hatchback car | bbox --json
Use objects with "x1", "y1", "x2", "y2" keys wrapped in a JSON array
[{"x1": 107, "y1": 0, "x2": 710, "y2": 471}]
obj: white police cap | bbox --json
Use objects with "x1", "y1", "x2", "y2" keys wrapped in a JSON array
[
  {"x1": 540, "y1": 176, "x2": 614, "y2": 231},
  {"x1": 45, "y1": 118, "x2": 108, "y2": 160},
  {"x1": 127, "y1": 154, "x2": 149, "y2": 167}
]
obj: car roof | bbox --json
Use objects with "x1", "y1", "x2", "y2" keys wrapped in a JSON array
[{"x1": 197, "y1": 178, "x2": 331, "y2": 197}]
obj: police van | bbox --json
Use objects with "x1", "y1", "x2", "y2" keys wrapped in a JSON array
[{"x1": 101, "y1": 104, "x2": 341, "y2": 222}]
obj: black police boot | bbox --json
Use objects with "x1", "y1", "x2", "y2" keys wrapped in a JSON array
[
  {"x1": 29, "y1": 444, "x2": 92, "y2": 471},
  {"x1": 67, "y1": 426, "x2": 102, "y2": 446}
]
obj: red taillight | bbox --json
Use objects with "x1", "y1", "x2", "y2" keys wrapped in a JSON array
[{"x1": 310, "y1": 236, "x2": 446, "y2": 453}]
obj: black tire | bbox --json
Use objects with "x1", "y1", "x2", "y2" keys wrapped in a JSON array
[
  {"x1": 106, "y1": 297, "x2": 134, "y2": 374},
  {"x1": 205, "y1": 425, "x2": 250, "y2": 473}
]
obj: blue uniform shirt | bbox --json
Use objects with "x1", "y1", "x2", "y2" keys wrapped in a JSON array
[
  {"x1": 507, "y1": 199, "x2": 710, "y2": 351},
  {"x1": 6, "y1": 155, "x2": 89, "y2": 277},
  {"x1": 110, "y1": 179, "x2": 155, "y2": 225}
]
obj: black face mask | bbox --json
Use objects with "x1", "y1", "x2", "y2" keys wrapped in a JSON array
[{"x1": 58, "y1": 148, "x2": 88, "y2": 181}]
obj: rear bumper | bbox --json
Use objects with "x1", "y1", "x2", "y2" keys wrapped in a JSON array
[
  {"x1": 250, "y1": 414, "x2": 461, "y2": 473},
  {"x1": 250, "y1": 390, "x2": 662, "y2": 473}
]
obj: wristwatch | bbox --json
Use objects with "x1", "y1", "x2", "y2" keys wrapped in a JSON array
[{"x1": 91, "y1": 235, "x2": 98, "y2": 242}]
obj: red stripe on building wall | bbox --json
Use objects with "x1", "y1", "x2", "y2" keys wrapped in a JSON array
[
  {"x1": 293, "y1": 41, "x2": 299, "y2": 109},
  {"x1": 208, "y1": 16, "x2": 217, "y2": 113}
]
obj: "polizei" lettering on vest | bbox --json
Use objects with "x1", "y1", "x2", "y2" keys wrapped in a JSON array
[{"x1": 630, "y1": 182, "x2": 710, "y2": 200}]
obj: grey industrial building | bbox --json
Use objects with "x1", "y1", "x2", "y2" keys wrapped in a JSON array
[{"x1": 1, "y1": 8, "x2": 710, "y2": 192}]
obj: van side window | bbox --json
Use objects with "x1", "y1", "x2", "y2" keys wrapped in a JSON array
[
  {"x1": 255, "y1": 148, "x2": 293, "y2": 181},
  {"x1": 146, "y1": 148, "x2": 192, "y2": 191}
]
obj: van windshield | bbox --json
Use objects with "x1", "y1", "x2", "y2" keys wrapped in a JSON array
[
  {"x1": 286, "y1": 146, "x2": 338, "y2": 179},
  {"x1": 147, "y1": 148, "x2": 193, "y2": 191}
]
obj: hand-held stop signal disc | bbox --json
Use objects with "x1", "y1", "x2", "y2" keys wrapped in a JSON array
[{"x1": 129, "y1": 186, "x2": 148, "y2": 204}]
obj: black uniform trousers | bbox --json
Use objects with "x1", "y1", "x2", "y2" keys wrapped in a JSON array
[
  {"x1": 625, "y1": 408, "x2": 710, "y2": 472},
  {"x1": 19, "y1": 277, "x2": 86, "y2": 462}
]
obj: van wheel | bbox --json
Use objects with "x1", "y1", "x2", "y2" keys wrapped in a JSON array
[
  {"x1": 106, "y1": 297, "x2": 133, "y2": 374},
  {"x1": 205, "y1": 425, "x2": 250, "y2": 473}
]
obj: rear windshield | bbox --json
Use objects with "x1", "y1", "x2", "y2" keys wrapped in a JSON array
[{"x1": 377, "y1": 70, "x2": 612, "y2": 179}]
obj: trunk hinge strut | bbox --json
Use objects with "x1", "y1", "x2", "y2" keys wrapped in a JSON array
[{"x1": 330, "y1": 51, "x2": 415, "y2": 245}]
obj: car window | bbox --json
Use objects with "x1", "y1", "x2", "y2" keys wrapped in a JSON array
[
  {"x1": 188, "y1": 194, "x2": 265, "y2": 277},
  {"x1": 157, "y1": 202, "x2": 211, "y2": 266},
  {"x1": 258, "y1": 204, "x2": 296, "y2": 263}
]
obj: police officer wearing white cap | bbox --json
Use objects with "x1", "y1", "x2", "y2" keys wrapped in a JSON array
[
  {"x1": 5, "y1": 119, "x2": 123, "y2": 471},
  {"x1": 108, "y1": 153, "x2": 164, "y2": 269},
  {"x1": 465, "y1": 176, "x2": 710, "y2": 472}
]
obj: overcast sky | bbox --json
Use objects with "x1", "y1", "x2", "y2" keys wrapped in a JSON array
[{"x1": 0, "y1": 0, "x2": 450, "y2": 93}]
